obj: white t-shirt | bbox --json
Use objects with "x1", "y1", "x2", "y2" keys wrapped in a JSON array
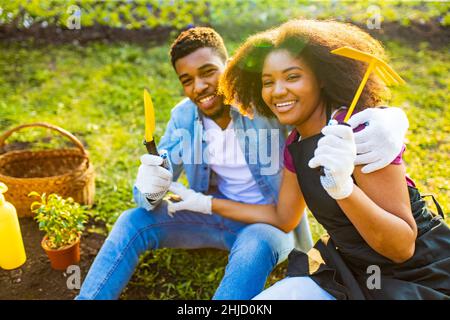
[{"x1": 203, "y1": 117, "x2": 267, "y2": 204}]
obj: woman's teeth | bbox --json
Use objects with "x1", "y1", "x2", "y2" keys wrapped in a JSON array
[{"x1": 275, "y1": 100, "x2": 296, "y2": 108}]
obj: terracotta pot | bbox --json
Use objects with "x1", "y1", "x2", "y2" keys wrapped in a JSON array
[{"x1": 41, "y1": 235, "x2": 80, "y2": 271}]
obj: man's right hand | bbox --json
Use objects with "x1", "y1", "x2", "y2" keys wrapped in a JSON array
[{"x1": 135, "y1": 154, "x2": 173, "y2": 205}]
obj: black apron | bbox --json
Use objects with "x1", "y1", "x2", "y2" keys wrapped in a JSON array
[{"x1": 286, "y1": 132, "x2": 450, "y2": 300}]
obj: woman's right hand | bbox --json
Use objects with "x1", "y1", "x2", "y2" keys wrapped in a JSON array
[{"x1": 308, "y1": 122, "x2": 356, "y2": 200}]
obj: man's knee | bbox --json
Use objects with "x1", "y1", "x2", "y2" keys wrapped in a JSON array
[
  {"x1": 238, "y1": 223, "x2": 292, "y2": 248},
  {"x1": 114, "y1": 207, "x2": 150, "y2": 229},
  {"x1": 233, "y1": 223, "x2": 293, "y2": 264},
  {"x1": 106, "y1": 207, "x2": 160, "y2": 251},
  {"x1": 109, "y1": 207, "x2": 161, "y2": 244}
]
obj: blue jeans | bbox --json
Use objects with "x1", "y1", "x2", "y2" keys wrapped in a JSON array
[{"x1": 76, "y1": 200, "x2": 295, "y2": 300}]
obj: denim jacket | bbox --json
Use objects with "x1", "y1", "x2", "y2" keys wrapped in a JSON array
[{"x1": 133, "y1": 98, "x2": 289, "y2": 210}]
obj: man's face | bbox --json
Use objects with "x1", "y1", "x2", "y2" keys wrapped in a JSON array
[{"x1": 174, "y1": 47, "x2": 226, "y2": 119}]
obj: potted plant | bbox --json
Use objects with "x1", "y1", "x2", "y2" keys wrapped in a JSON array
[{"x1": 29, "y1": 192, "x2": 88, "y2": 271}]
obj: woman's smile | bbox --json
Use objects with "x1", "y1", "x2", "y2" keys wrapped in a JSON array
[{"x1": 273, "y1": 100, "x2": 298, "y2": 113}]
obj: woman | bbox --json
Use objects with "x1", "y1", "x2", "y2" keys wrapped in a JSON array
[{"x1": 218, "y1": 19, "x2": 450, "y2": 299}]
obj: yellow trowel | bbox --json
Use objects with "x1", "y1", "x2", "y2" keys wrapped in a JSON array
[{"x1": 143, "y1": 88, "x2": 159, "y2": 156}]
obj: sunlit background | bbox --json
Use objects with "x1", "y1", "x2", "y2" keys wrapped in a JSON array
[{"x1": 0, "y1": 0, "x2": 448, "y2": 299}]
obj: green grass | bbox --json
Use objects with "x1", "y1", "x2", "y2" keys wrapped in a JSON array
[{"x1": 0, "y1": 35, "x2": 448, "y2": 299}]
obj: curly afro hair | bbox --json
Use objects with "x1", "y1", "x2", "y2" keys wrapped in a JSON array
[{"x1": 220, "y1": 19, "x2": 390, "y2": 118}]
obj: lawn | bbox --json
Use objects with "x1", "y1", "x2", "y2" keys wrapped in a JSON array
[{"x1": 0, "y1": 33, "x2": 448, "y2": 299}]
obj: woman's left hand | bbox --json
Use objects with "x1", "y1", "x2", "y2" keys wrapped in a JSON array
[
  {"x1": 308, "y1": 121, "x2": 356, "y2": 200},
  {"x1": 347, "y1": 107, "x2": 408, "y2": 174}
]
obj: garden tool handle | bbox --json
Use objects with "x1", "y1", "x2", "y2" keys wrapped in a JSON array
[
  {"x1": 144, "y1": 139, "x2": 158, "y2": 156},
  {"x1": 0, "y1": 122, "x2": 87, "y2": 157},
  {"x1": 143, "y1": 139, "x2": 169, "y2": 170},
  {"x1": 343, "y1": 59, "x2": 376, "y2": 122}
]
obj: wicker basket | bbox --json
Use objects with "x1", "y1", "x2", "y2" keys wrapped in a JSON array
[{"x1": 0, "y1": 123, "x2": 95, "y2": 217}]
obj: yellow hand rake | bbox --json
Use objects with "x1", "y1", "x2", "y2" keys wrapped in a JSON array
[{"x1": 330, "y1": 46, "x2": 406, "y2": 122}]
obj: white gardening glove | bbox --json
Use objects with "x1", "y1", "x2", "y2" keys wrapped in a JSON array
[
  {"x1": 135, "y1": 153, "x2": 172, "y2": 207},
  {"x1": 167, "y1": 182, "x2": 212, "y2": 216},
  {"x1": 347, "y1": 107, "x2": 408, "y2": 174},
  {"x1": 308, "y1": 120, "x2": 356, "y2": 200}
]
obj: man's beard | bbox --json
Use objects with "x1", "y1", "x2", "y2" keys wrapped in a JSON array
[{"x1": 201, "y1": 103, "x2": 229, "y2": 120}]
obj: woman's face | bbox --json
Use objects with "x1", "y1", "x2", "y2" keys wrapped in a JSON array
[{"x1": 261, "y1": 49, "x2": 325, "y2": 134}]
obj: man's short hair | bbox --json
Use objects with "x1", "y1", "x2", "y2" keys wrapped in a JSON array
[{"x1": 170, "y1": 27, "x2": 228, "y2": 68}]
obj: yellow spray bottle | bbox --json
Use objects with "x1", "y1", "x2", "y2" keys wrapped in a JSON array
[{"x1": 0, "y1": 182, "x2": 26, "y2": 270}]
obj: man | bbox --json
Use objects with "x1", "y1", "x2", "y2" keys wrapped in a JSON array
[{"x1": 76, "y1": 27, "x2": 409, "y2": 300}]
